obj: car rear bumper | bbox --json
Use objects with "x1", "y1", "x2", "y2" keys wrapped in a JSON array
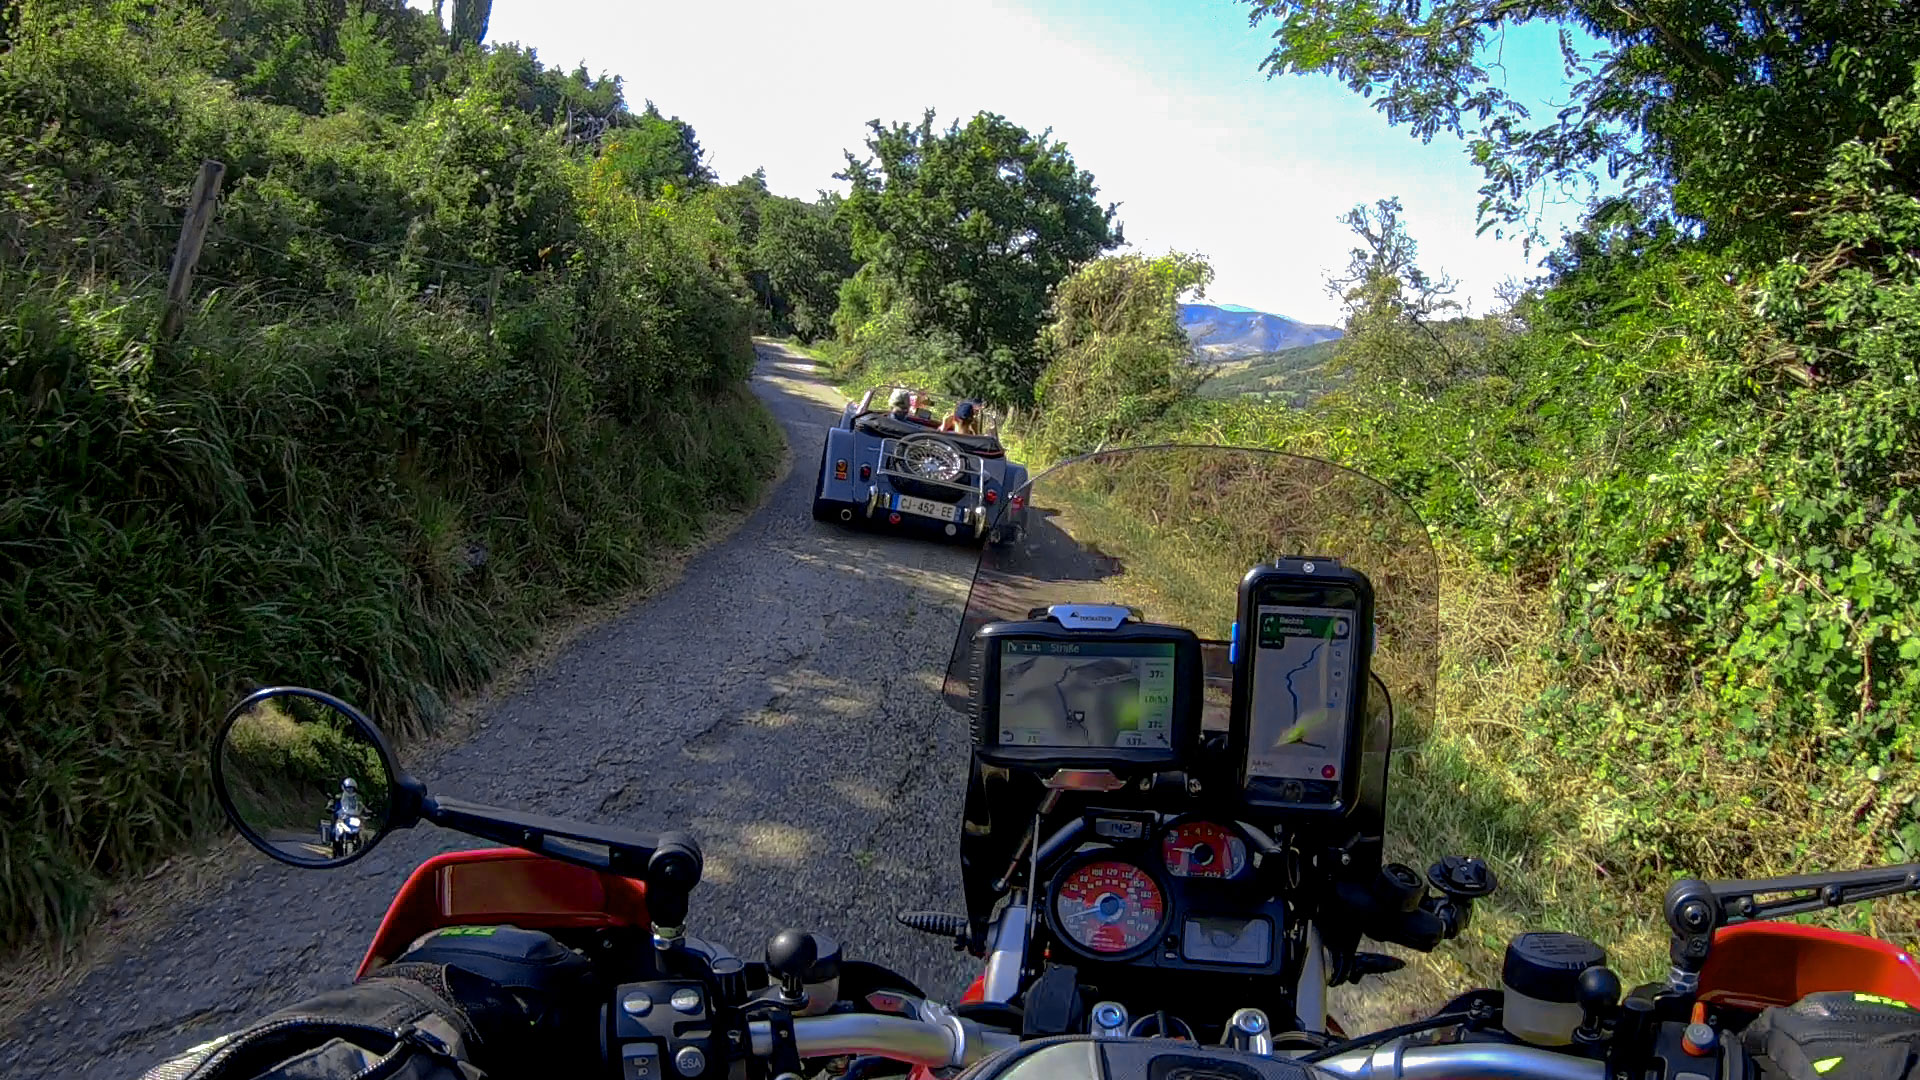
[{"x1": 816, "y1": 487, "x2": 993, "y2": 543}]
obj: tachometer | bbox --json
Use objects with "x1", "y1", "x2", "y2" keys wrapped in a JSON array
[
  {"x1": 1052, "y1": 859, "x2": 1167, "y2": 957},
  {"x1": 1161, "y1": 821, "x2": 1248, "y2": 879}
]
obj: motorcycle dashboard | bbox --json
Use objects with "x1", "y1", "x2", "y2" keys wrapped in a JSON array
[{"x1": 1044, "y1": 819, "x2": 1283, "y2": 975}]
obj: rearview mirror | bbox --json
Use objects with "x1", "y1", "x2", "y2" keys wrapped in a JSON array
[{"x1": 212, "y1": 687, "x2": 403, "y2": 868}]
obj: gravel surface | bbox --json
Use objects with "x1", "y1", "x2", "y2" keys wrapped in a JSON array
[{"x1": 3, "y1": 344, "x2": 984, "y2": 1080}]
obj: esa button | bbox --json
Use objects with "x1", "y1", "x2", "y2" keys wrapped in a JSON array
[{"x1": 623, "y1": 1044, "x2": 662, "y2": 1080}]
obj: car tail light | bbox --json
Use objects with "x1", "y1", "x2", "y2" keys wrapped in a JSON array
[
  {"x1": 984, "y1": 489, "x2": 998, "y2": 504},
  {"x1": 1011, "y1": 494, "x2": 1025, "y2": 511},
  {"x1": 834, "y1": 459, "x2": 848, "y2": 481},
  {"x1": 888, "y1": 512, "x2": 902, "y2": 525},
  {"x1": 859, "y1": 464, "x2": 872, "y2": 480}
]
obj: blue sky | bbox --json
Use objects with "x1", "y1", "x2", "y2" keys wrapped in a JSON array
[{"x1": 464, "y1": 0, "x2": 1596, "y2": 325}]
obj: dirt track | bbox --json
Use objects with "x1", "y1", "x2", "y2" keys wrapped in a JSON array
[{"x1": 1, "y1": 343, "x2": 984, "y2": 1080}]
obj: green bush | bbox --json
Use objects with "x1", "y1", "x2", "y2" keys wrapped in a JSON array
[
  {"x1": 1027, "y1": 253, "x2": 1212, "y2": 459},
  {"x1": 1129, "y1": 85, "x2": 1920, "y2": 984},
  {"x1": 0, "y1": 270, "x2": 777, "y2": 950},
  {"x1": 0, "y1": 0, "x2": 779, "y2": 952}
]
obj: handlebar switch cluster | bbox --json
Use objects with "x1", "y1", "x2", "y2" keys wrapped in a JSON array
[{"x1": 610, "y1": 979, "x2": 722, "y2": 1080}]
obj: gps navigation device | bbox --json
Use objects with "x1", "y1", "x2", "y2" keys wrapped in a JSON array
[
  {"x1": 1227, "y1": 559, "x2": 1374, "y2": 815},
  {"x1": 966, "y1": 607, "x2": 1202, "y2": 769}
]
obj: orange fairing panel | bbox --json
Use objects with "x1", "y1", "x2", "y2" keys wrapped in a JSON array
[
  {"x1": 1697, "y1": 921, "x2": 1920, "y2": 1011},
  {"x1": 358, "y1": 848, "x2": 650, "y2": 977}
]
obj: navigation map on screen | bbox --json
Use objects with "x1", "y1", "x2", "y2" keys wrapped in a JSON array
[
  {"x1": 997, "y1": 640, "x2": 1175, "y2": 749},
  {"x1": 1245, "y1": 606, "x2": 1353, "y2": 780}
]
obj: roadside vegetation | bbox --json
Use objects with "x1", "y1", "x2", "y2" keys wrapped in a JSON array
[
  {"x1": 828, "y1": 0, "x2": 1920, "y2": 1004},
  {"x1": 0, "y1": 0, "x2": 815, "y2": 954}
]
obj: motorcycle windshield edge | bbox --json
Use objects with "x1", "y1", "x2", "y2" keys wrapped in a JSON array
[{"x1": 945, "y1": 446, "x2": 1439, "y2": 751}]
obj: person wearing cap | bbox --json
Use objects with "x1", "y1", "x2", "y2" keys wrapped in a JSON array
[{"x1": 942, "y1": 399, "x2": 983, "y2": 435}]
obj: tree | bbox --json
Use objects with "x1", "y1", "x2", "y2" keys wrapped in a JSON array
[
  {"x1": 1031, "y1": 252, "x2": 1213, "y2": 455},
  {"x1": 1325, "y1": 197, "x2": 1488, "y2": 393},
  {"x1": 837, "y1": 109, "x2": 1123, "y2": 401},
  {"x1": 450, "y1": 0, "x2": 489, "y2": 47},
  {"x1": 324, "y1": 10, "x2": 411, "y2": 115},
  {"x1": 1244, "y1": 0, "x2": 1920, "y2": 256},
  {"x1": 597, "y1": 101, "x2": 714, "y2": 198},
  {"x1": 753, "y1": 194, "x2": 855, "y2": 341}
]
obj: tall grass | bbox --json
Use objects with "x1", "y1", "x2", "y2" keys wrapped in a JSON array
[
  {"x1": 1148, "y1": 400, "x2": 1920, "y2": 1018},
  {"x1": 0, "y1": 272, "x2": 780, "y2": 952},
  {"x1": 994, "y1": 418, "x2": 1918, "y2": 1021}
]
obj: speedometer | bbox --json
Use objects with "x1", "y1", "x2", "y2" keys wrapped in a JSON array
[
  {"x1": 1052, "y1": 859, "x2": 1167, "y2": 958},
  {"x1": 1162, "y1": 821, "x2": 1248, "y2": 879}
]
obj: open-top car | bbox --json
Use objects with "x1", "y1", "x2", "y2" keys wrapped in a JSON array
[{"x1": 813, "y1": 386, "x2": 1029, "y2": 544}]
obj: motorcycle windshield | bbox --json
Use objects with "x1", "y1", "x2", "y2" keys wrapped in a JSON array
[{"x1": 944, "y1": 446, "x2": 1438, "y2": 737}]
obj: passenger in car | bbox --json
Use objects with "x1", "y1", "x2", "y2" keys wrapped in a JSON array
[
  {"x1": 942, "y1": 400, "x2": 983, "y2": 435},
  {"x1": 888, "y1": 387, "x2": 914, "y2": 419},
  {"x1": 909, "y1": 392, "x2": 938, "y2": 424}
]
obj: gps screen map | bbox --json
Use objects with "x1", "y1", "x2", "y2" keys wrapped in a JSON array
[
  {"x1": 1245, "y1": 606, "x2": 1354, "y2": 782},
  {"x1": 996, "y1": 640, "x2": 1175, "y2": 749}
]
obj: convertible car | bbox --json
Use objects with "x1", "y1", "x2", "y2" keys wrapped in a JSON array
[{"x1": 812, "y1": 387, "x2": 1029, "y2": 545}]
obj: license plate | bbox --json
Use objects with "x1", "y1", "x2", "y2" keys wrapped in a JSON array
[{"x1": 892, "y1": 494, "x2": 960, "y2": 522}]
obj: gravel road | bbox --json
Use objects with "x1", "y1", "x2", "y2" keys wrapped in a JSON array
[{"x1": 2, "y1": 343, "x2": 985, "y2": 1080}]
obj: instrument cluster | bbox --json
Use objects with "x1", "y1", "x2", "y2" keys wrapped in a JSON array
[{"x1": 1044, "y1": 817, "x2": 1284, "y2": 975}]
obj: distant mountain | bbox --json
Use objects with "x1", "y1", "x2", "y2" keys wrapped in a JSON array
[{"x1": 1178, "y1": 302, "x2": 1343, "y2": 362}]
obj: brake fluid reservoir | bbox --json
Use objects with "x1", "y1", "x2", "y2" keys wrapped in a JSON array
[{"x1": 1501, "y1": 932, "x2": 1606, "y2": 1046}]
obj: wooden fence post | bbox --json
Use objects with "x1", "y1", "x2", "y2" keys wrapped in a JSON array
[{"x1": 158, "y1": 159, "x2": 226, "y2": 342}]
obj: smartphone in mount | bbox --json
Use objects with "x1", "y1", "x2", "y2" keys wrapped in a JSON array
[{"x1": 1227, "y1": 558, "x2": 1374, "y2": 817}]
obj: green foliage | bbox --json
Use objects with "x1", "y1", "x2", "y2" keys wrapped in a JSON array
[
  {"x1": 752, "y1": 193, "x2": 855, "y2": 341},
  {"x1": 0, "y1": 0, "x2": 778, "y2": 952},
  {"x1": 836, "y1": 109, "x2": 1123, "y2": 403},
  {"x1": 597, "y1": 102, "x2": 716, "y2": 199},
  {"x1": 1244, "y1": 0, "x2": 1920, "y2": 255},
  {"x1": 1028, "y1": 252, "x2": 1213, "y2": 457},
  {"x1": 1322, "y1": 197, "x2": 1508, "y2": 395},
  {"x1": 325, "y1": 11, "x2": 413, "y2": 116},
  {"x1": 222, "y1": 703, "x2": 394, "y2": 835},
  {"x1": 450, "y1": 0, "x2": 491, "y2": 48}
]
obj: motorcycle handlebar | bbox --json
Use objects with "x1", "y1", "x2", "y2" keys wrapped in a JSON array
[
  {"x1": 1315, "y1": 1043, "x2": 1605, "y2": 1080},
  {"x1": 756, "y1": 1015, "x2": 1604, "y2": 1080},
  {"x1": 750, "y1": 1014, "x2": 1021, "y2": 1069}
]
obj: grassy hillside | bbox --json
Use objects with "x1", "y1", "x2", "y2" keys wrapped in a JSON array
[
  {"x1": 0, "y1": 0, "x2": 783, "y2": 953},
  {"x1": 1195, "y1": 338, "x2": 1344, "y2": 401}
]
